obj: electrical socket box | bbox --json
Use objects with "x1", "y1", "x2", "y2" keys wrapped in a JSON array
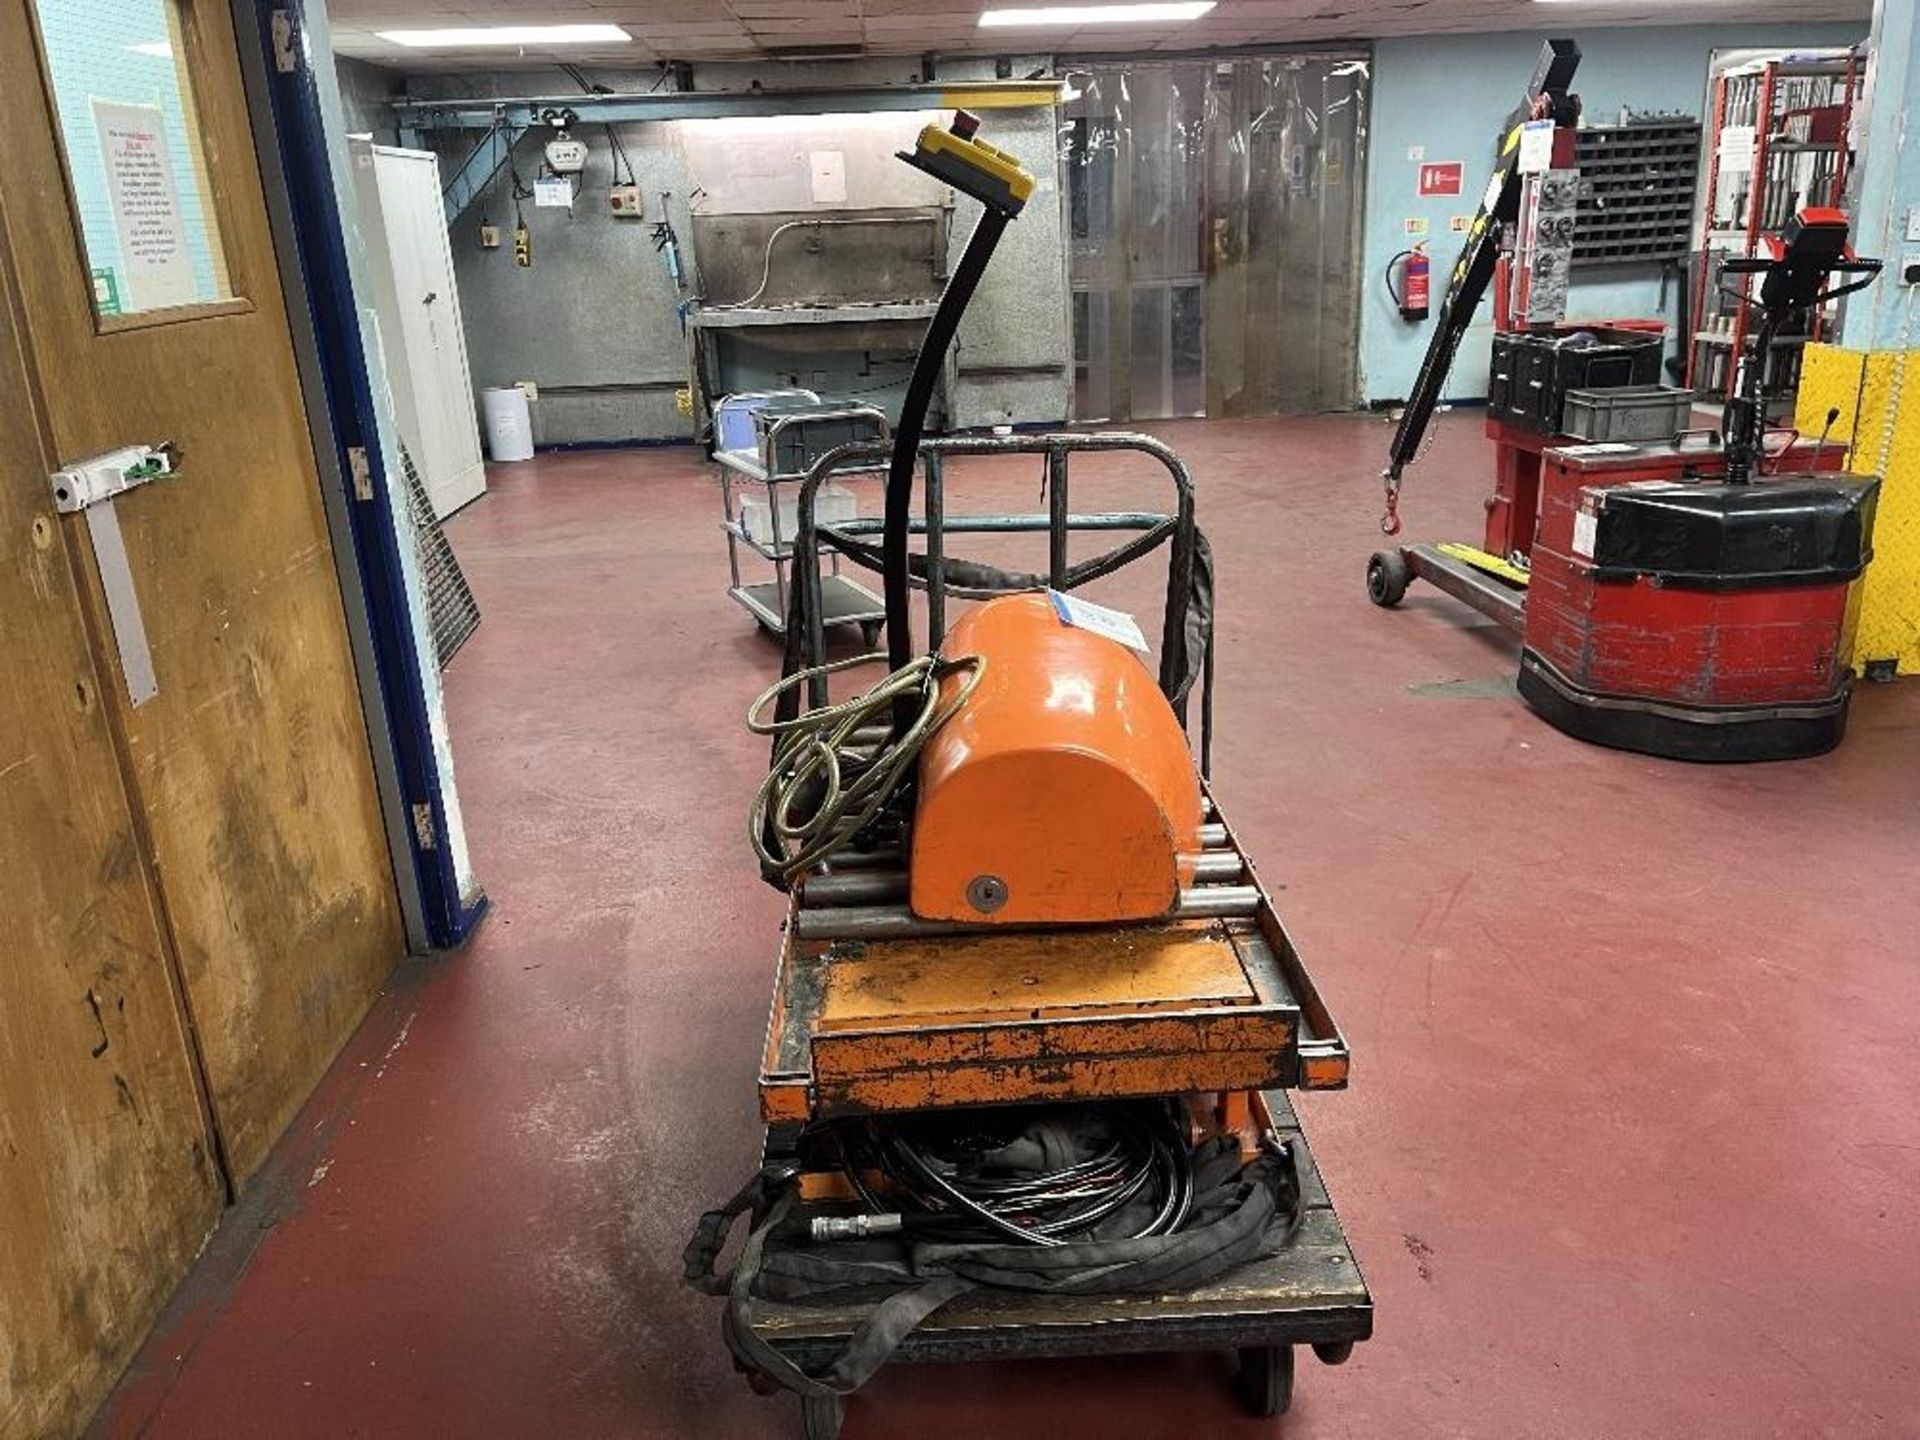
[
  {"x1": 609, "y1": 184, "x2": 644, "y2": 218},
  {"x1": 1906, "y1": 206, "x2": 1920, "y2": 243},
  {"x1": 478, "y1": 222, "x2": 501, "y2": 249},
  {"x1": 1903, "y1": 253, "x2": 1920, "y2": 287}
]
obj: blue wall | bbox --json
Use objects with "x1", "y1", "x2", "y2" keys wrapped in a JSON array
[
  {"x1": 1360, "y1": 23, "x2": 1865, "y2": 405},
  {"x1": 1844, "y1": 1, "x2": 1918, "y2": 351}
]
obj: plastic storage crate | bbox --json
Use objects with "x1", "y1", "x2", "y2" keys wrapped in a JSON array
[
  {"x1": 1490, "y1": 327, "x2": 1665, "y2": 434},
  {"x1": 739, "y1": 483, "x2": 857, "y2": 549},
  {"x1": 753, "y1": 403, "x2": 889, "y2": 479},
  {"x1": 713, "y1": 389, "x2": 820, "y2": 455},
  {"x1": 1560, "y1": 384, "x2": 1696, "y2": 444}
]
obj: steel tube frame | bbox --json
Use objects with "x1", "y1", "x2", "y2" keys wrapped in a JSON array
[
  {"x1": 801, "y1": 848, "x2": 1242, "y2": 908},
  {"x1": 793, "y1": 886, "x2": 1263, "y2": 942},
  {"x1": 786, "y1": 430, "x2": 1201, "y2": 730},
  {"x1": 1404, "y1": 544, "x2": 1528, "y2": 635},
  {"x1": 393, "y1": 81, "x2": 1061, "y2": 135}
]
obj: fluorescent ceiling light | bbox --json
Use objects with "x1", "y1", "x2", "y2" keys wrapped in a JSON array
[
  {"x1": 980, "y1": 3, "x2": 1216, "y2": 27},
  {"x1": 126, "y1": 40, "x2": 172, "y2": 57},
  {"x1": 376, "y1": 24, "x2": 632, "y2": 48}
]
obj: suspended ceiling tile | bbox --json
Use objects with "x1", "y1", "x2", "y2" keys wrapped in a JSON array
[{"x1": 330, "y1": 0, "x2": 1872, "y2": 64}]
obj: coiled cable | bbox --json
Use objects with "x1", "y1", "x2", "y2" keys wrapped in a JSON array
[
  {"x1": 836, "y1": 1101, "x2": 1195, "y2": 1248},
  {"x1": 747, "y1": 651, "x2": 983, "y2": 885}
]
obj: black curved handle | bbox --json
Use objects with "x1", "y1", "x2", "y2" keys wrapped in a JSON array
[{"x1": 881, "y1": 211, "x2": 1012, "y2": 720}]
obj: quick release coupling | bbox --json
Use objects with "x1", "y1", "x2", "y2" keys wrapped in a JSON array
[{"x1": 809, "y1": 1213, "x2": 907, "y2": 1243}]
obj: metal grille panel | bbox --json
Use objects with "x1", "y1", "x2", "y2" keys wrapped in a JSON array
[{"x1": 1574, "y1": 121, "x2": 1702, "y2": 269}]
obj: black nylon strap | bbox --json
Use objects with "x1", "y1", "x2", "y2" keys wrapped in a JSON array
[
  {"x1": 719, "y1": 1189, "x2": 981, "y2": 1398},
  {"x1": 683, "y1": 1164, "x2": 795, "y2": 1297},
  {"x1": 688, "y1": 1138, "x2": 1302, "y2": 1399}
]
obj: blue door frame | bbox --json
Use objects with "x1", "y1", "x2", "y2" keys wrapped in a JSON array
[{"x1": 239, "y1": 0, "x2": 485, "y2": 950}]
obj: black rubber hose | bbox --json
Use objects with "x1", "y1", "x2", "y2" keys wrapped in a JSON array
[
  {"x1": 841, "y1": 1101, "x2": 1190, "y2": 1247},
  {"x1": 883, "y1": 208, "x2": 1013, "y2": 716}
]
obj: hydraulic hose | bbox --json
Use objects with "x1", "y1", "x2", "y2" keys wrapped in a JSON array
[
  {"x1": 883, "y1": 207, "x2": 1013, "y2": 721},
  {"x1": 746, "y1": 650, "x2": 983, "y2": 885},
  {"x1": 833, "y1": 1100, "x2": 1195, "y2": 1248}
]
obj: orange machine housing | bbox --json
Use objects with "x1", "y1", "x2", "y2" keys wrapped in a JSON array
[{"x1": 910, "y1": 593, "x2": 1203, "y2": 924}]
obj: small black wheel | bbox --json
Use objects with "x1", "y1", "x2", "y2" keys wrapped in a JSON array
[
  {"x1": 1367, "y1": 550, "x2": 1412, "y2": 608},
  {"x1": 800, "y1": 1393, "x2": 845, "y2": 1440},
  {"x1": 1235, "y1": 1343, "x2": 1295, "y2": 1419},
  {"x1": 859, "y1": 621, "x2": 883, "y2": 650},
  {"x1": 1312, "y1": 1339, "x2": 1355, "y2": 1367}
]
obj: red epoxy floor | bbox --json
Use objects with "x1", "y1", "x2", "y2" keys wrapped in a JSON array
[{"x1": 96, "y1": 415, "x2": 1920, "y2": 1439}]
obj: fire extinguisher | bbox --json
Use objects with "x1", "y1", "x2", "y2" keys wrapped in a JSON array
[{"x1": 1388, "y1": 246, "x2": 1430, "y2": 322}]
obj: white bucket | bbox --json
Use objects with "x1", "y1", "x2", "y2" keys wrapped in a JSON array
[{"x1": 480, "y1": 385, "x2": 535, "y2": 462}]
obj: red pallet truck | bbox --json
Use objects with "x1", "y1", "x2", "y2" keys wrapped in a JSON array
[{"x1": 1368, "y1": 40, "x2": 1882, "y2": 762}]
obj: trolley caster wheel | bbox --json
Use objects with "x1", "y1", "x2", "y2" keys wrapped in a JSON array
[
  {"x1": 1312, "y1": 1340, "x2": 1354, "y2": 1367},
  {"x1": 1235, "y1": 1343, "x2": 1294, "y2": 1418},
  {"x1": 1367, "y1": 550, "x2": 1412, "y2": 608},
  {"x1": 859, "y1": 621, "x2": 883, "y2": 650},
  {"x1": 799, "y1": 1392, "x2": 845, "y2": 1440}
]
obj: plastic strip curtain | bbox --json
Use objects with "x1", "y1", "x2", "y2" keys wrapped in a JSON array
[{"x1": 1063, "y1": 55, "x2": 1370, "y2": 421}]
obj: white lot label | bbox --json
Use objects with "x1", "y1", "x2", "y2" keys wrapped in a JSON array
[
  {"x1": 1718, "y1": 125, "x2": 1757, "y2": 174},
  {"x1": 1572, "y1": 508, "x2": 1599, "y2": 559},
  {"x1": 1048, "y1": 589, "x2": 1150, "y2": 654},
  {"x1": 1518, "y1": 119, "x2": 1556, "y2": 175}
]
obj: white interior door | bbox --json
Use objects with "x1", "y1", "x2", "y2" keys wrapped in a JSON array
[{"x1": 373, "y1": 148, "x2": 487, "y2": 518}]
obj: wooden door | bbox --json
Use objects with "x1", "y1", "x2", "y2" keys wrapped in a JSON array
[
  {"x1": 3, "y1": 0, "x2": 405, "y2": 1194},
  {"x1": 374, "y1": 146, "x2": 486, "y2": 517},
  {"x1": 0, "y1": 187, "x2": 224, "y2": 1440}
]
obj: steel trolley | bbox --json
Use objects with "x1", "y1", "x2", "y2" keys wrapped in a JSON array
[
  {"x1": 712, "y1": 431, "x2": 1372, "y2": 1439},
  {"x1": 715, "y1": 398, "x2": 890, "y2": 646}
]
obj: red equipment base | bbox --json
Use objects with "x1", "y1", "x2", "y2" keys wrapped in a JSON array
[
  {"x1": 1372, "y1": 427, "x2": 1879, "y2": 763},
  {"x1": 1519, "y1": 438, "x2": 1876, "y2": 762},
  {"x1": 1483, "y1": 419, "x2": 1548, "y2": 561},
  {"x1": 1515, "y1": 652, "x2": 1853, "y2": 762}
]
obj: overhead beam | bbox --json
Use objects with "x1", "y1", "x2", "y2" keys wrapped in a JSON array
[{"x1": 392, "y1": 79, "x2": 1062, "y2": 137}]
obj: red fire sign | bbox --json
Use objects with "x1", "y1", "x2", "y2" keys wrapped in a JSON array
[{"x1": 1418, "y1": 161, "x2": 1464, "y2": 197}]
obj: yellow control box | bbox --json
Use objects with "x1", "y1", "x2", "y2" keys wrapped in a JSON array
[{"x1": 905, "y1": 113, "x2": 1034, "y2": 215}]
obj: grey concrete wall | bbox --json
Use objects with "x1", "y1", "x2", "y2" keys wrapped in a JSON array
[
  {"x1": 335, "y1": 56, "x2": 401, "y2": 145},
  {"x1": 396, "y1": 60, "x2": 1070, "y2": 444},
  {"x1": 448, "y1": 118, "x2": 695, "y2": 444}
]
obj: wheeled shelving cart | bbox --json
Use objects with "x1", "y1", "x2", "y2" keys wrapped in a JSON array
[{"x1": 714, "y1": 394, "x2": 889, "y2": 646}]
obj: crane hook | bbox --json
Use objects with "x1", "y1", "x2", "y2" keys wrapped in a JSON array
[{"x1": 1379, "y1": 470, "x2": 1403, "y2": 537}]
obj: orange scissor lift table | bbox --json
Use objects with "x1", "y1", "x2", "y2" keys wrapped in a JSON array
[
  {"x1": 714, "y1": 433, "x2": 1369, "y2": 1439},
  {"x1": 687, "y1": 115, "x2": 1368, "y2": 1440}
]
